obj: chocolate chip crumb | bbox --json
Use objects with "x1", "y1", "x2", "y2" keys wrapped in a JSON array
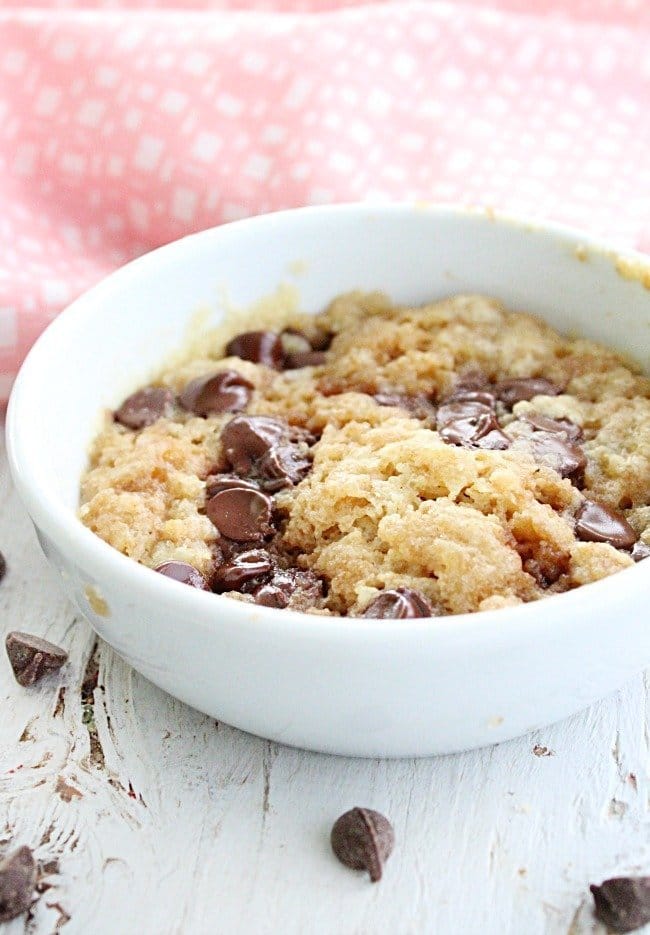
[
  {"x1": 0, "y1": 846, "x2": 37, "y2": 923},
  {"x1": 590, "y1": 876, "x2": 650, "y2": 933},
  {"x1": 331, "y1": 808, "x2": 394, "y2": 883},
  {"x1": 5, "y1": 632, "x2": 68, "y2": 688},
  {"x1": 0, "y1": 551, "x2": 6, "y2": 584}
]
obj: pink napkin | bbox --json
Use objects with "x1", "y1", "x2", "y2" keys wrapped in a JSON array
[{"x1": 2, "y1": 0, "x2": 649, "y2": 401}]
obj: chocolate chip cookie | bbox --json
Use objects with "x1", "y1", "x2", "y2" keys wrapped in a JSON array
[{"x1": 79, "y1": 292, "x2": 650, "y2": 616}]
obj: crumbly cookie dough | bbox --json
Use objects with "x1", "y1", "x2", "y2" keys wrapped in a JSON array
[{"x1": 79, "y1": 292, "x2": 650, "y2": 617}]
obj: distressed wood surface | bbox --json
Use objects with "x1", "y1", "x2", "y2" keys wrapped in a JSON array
[{"x1": 0, "y1": 422, "x2": 648, "y2": 935}]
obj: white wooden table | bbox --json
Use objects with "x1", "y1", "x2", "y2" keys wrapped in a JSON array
[{"x1": 1, "y1": 422, "x2": 648, "y2": 935}]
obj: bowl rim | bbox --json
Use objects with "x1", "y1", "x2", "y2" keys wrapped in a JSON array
[{"x1": 6, "y1": 201, "x2": 650, "y2": 641}]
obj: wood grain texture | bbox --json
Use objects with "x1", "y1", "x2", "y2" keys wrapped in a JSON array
[{"x1": 0, "y1": 424, "x2": 648, "y2": 935}]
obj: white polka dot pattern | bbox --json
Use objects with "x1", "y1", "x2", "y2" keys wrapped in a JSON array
[{"x1": 1, "y1": 1, "x2": 649, "y2": 393}]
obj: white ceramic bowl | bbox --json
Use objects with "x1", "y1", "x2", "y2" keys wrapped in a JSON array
[{"x1": 7, "y1": 204, "x2": 650, "y2": 757}]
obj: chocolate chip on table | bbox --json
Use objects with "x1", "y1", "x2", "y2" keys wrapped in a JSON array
[
  {"x1": 284, "y1": 350, "x2": 328, "y2": 369},
  {"x1": 0, "y1": 550, "x2": 6, "y2": 584},
  {"x1": 154, "y1": 561, "x2": 208, "y2": 590},
  {"x1": 5, "y1": 632, "x2": 68, "y2": 688},
  {"x1": 521, "y1": 412, "x2": 583, "y2": 441},
  {"x1": 114, "y1": 386, "x2": 176, "y2": 429},
  {"x1": 212, "y1": 549, "x2": 273, "y2": 593},
  {"x1": 225, "y1": 331, "x2": 284, "y2": 369},
  {"x1": 207, "y1": 487, "x2": 273, "y2": 542},
  {"x1": 527, "y1": 432, "x2": 586, "y2": 482},
  {"x1": 257, "y1": 445, "x2": 312, "y2": 492},
  {"x1": 331, "y1": 808, "x2": 395, "y2": 883},
  {"x1": 590, "y1": 876, "x2": 650, "y2": 933},
  {"x1": 631, "y1": 541, "x2": 650, "y2": 562},
  {"x1": 362, "y1": 588, "x2": 434, "y2": 619},
  {"x1": 494, "y1": 377, "x2": 562, "y2": 409},
  {"x1": 179, "y1": 370, "x2": 253, "y2": 416},
  {"x1": 0, "y1": 846, "x2": 37, "y2": 923},
  {"x1": 575, "y1": 500, "x2": 637, "y2": 550},
  {"x1": 220, "y1": 416, "x2": 287, "y2": 475}
]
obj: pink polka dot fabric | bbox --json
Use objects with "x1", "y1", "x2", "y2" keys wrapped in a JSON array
[{"x1": 1, "y1": 0, "x2": 649, "y2": 399}]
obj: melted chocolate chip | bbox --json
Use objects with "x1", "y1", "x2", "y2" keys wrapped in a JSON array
[
  {"x1": 575, "y1": 500, "x2": 637, "y2": 550},
  {"x1": 179, "y1": 370, "x2": 253, "y2": 416},
  {"x1": 0, "y1": 846, "x2": 37, "y2": 923},
  {"x1": 522, "y1": 412, "x2": 583, "y2": 441},
  {"x1": 154, "y1": 561, "x2": 208, "y2": 589},
  {"x1": 220, "y1": 416, "x2": 287, "y2": 475},
  {"x1": 5, "y1": 632, "x2": 68, "y2": 687},
  {"x1": 252, "y1": 567, "x2": 324, "y2": 609},
  {"x1": 437, "y1": 398, "x2": 495, "y2": 427},
  {"x1": 212, "y1": 549, "x2": 273, "y2": 592},
  {"x1": 205, "y1": 475, "x2": 261, "y2": 498},
  {"x1": 439, "y1": 413, "x2": 510, "y2": 450},
  {"x1": 114, "y1": 386, "x2": 175, "y2": 429},
  {"x1": 631, "y1": 541, "x2": 650, "y2": 562},
  {"x1": 206, "y1": 487, "x2": 273, "y2": 541},
  {"x1": 257, "y1": 445, "x2": 312, "y2": 492},
  {"x1": 225, "y1": 331, "x2": 284, "y2": 369},
  {"x1": 495, "y1": 378, "x2": 562, "y2": 408},
  {"x1": 527, "y1": 432, "x2": 586, "y2": 481},
  {"x1": 362, "y1": 588, "x2": 434, "y2": 619},
  {"x1": 284, "y1": 350, "x2": 328, "y2": 369}
]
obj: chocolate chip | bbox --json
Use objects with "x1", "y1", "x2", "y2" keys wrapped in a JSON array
[
  {"x1": 205, "y1": 475, "x2": 261, "y2": 498},
  {"x1": 575, "y1": 500, "x2": 637, "y2": 550},
  {"x1": 527, "y1": 432, "x2": 586, "y2": 481},
  {"x1": 437, "y1": 398, "x2": 495, "y2": 427},
  {"x1": 154, "y1": 561, "x2": 208, "y2": 590},
  {"x1": 439, "y1": 413, "x2": 510, "y2": 450},
  {"x1": 495, "y1": 378, "x2": 562, "y2": 408},
  {"x1": 179, "y1": 370, "x2": 253, "y2": 416},
  {"x1": 212, "y1": 549, "x2": 273, "y2": 592},
  {"x1": 0, "y1": 846, "x2": 37, "y2": 923},
  {"x1": 5, "y1": 632, "x2": 68, "y2": 688},
  {"x1": 284, "y1": 350, "x2": 328, "y2": 369},
  {"x1": 207, "y1": 487, "x2": 273, "y2": 541},
  {"x1": 522, "y1": 412, "x2": 583, "y2": 441},
  {"x1": 631, "y1": 541, "x2": 650, "y2": 562},
  {"x1": 220, "y1": 416, "x2": 287, "y2": 475},
  {"x1": 225, "y1": 331, "x2": 284, "y2": 369},
  {"x1": 257, "y1": 445, "x2": 311, "y2": 492},
  {"x1": 331, "y1": 808, "x2": 394, "y2": 883},
  {"x1": 114, "y1": 386, "x2": 175, "y2": 429},
  {"x1": 252, "y1": 582, "x2": 291, "y2": 608},
  {"x1": 590, "y1": 877, "x2": 650, "y2": 933},
  {"x1": 362, "y1": 588, "x2": 434, "y2": 619},
  {"x1": 518, "y1": 541, "x2": 571, "y2": 588},
  {"x1": 252, "y1": 567, "x2": 323, "y2": 609},
  {"x1": 0, "y1": 551, "x2": 6, "y2": 584}
]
